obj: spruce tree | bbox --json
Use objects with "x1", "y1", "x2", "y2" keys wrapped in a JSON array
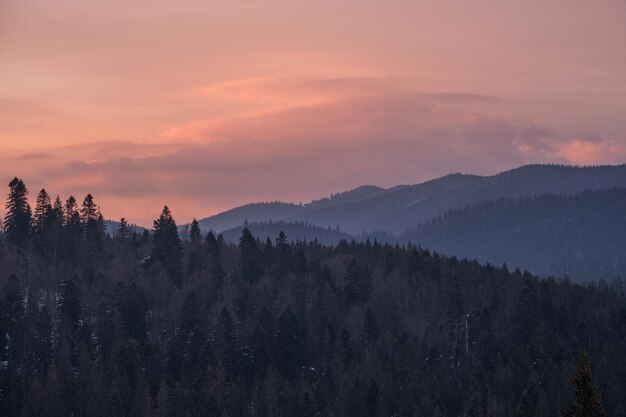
[
  {"x1": 49, "y1": 195, "x2": 65, "y2": 260},
  {"x1": 81, "y1": 194, "x2": 104, "y2": 252},
  {"x1": 118, "y1": 217, "x2": 129, "y2": 241},
  {"x1": 239, "y1": 228, "x2": 262, "y2": 283},
  {"x1": 205, "y1": 231, "x2": 220, "y2": 259},
  {"x1": 32, "y1": 189, "x2": 59, "y2": 259},
  {"x1": 79, "y1": 194, "x2": 97, "y2": 223},
  {"x1": 189, "y1": 218, "x2": 201, "y2": 243},
  {"x1": 188, "y1": 218, "x2": 203, "y2": 274},
  {"x1": 4, "y1": 177, "x2": 32, "y2": 249},
  {"x1": 275, "y1": 231, "x2": 292, "y2": 275},
  {"x1": 63, "y1": 196, "x2": 82, "y2": 263},
  {"x1": 561, "y1": 352, "x2": 605, "y2": 417},
  {"x1": 151, "y1": 206, "x2": 183, "y2": 287},
  {"x1": 32, "y1": 188, "x2": 51, "y2": 236}
]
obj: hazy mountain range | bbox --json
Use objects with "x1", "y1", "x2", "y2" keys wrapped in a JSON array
[
  {"x1": 173, "y1": 164, "x2": 626, "y2": 281},
  {"x1": 195, "y1": 164, "x2": 626, "y2": 235}
]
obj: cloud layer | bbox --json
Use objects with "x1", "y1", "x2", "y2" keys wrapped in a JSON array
[
  {"x1": 1, "y1": 0, "x2": 625, "y2": 225},
  {"x1": 3, "y1": 77, "x2": 623, "y2": 225}
]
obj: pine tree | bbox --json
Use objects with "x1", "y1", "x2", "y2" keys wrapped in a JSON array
[
  {"x1": 561, "y1": 352, "x2": 605, "y2": 417},
  {"x1": 32, "y1": 188, "x2": 51, "y2": 236},
  {"x1": 188, "y1": 219, "x2": 203, "y2": 274},
  {"x1": 275, "y1": 231, "x2": 291, "y2": 275},
  {"x1": 118, "y1": 217, "x2": 129, "y2": 241},
  {"x1": 48, "y1": 195, "x2": 65, "y2": 261},
  {"x1": 64, "y1": 196, "x2": 79, "y2": 226},
  {"x1": 150, "y1": 206, "x2": 183, "y2": 287},
  {"x1": 4, "y1": 177, "x2": 32, "y2": 250},
  {"x1": 81, "y1": 194, "x2": 104, "y2": 253},
  {"x1": 239, "y1": 228, "x2": 262, "y2": 283},
  {"x1": 53, "y1": 195, "x2": 64, "y2": 218},
  {"x1": 205, "y1": 231, "x2": 220, "y2": 259},
  {"x1": 189, "y1": 219, "x2": 201, "y2": 243},
  {"x1": 80, "y1": 194, "x2": 97, "y2": 223},
  {"x1": 63, "y1": 196, "x2": 82, "y2": 263}
]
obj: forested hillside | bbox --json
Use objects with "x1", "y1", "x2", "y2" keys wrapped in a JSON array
[
  {"x1": 219, "y1": 221, "x2": 351, "y2": 246},
  {"x1": 194, "y1": 164, "x2": 626, "y2": 235},
  {"x1": 1, "y1": 178, "x2": 625, "y2": 417},
  {"x1": 404, "y1": 189, "x2": 626, "y2": 281}
]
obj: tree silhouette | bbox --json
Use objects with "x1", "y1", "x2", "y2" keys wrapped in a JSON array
[
  {"x1": 151, "y1": 206, "x2": 183, "y2": 286},
  {"x1": 4, "y1": 177, "x2": 32, "y2": 250},
  {"x1": 239, "y1": 228, "x2": 262, "y2": 283},
  {"x1": 561, "y1": 352, "x2": 605, "y2": 417}
]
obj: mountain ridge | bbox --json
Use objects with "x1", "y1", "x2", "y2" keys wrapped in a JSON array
[{"x1": 192, "y1": 164, "x2": 626, "y2": 234}]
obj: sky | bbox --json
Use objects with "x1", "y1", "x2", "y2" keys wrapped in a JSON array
[{"x1": 1, "y1": 0, "x2": 625, "y2": 226}]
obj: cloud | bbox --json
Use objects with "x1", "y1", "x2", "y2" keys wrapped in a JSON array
[
  {"x1": 1, "y1": 76, "x2": 621, "y2": 226},
  {"x1": 555, "y1": 138, "x2": 625, "y2": 165}
]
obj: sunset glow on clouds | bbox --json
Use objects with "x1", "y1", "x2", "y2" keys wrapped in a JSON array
[{"x1": 1, "y1": 0, "x2": 625, "y2": 225}]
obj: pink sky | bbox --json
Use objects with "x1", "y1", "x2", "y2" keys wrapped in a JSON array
[{"x1": 1, "y1": 0, "x2": 625, "y2": 226}]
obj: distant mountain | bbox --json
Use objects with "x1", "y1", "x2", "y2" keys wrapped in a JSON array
[
  {"x1": 194, "y1": 164, "x2": 626, "y2": 235},
  {"x1": 305, "y1": 185, "x2": 389, "y2": 210},
  {"x1": 403, "y1": 188, "x2": 626, "y2": 281},
  {"x1": 196, "y1": 202, "x2": 304, "y2": 233},
  {"x1": 219, "y1": 221, "x2": 352, "y2": 246}
]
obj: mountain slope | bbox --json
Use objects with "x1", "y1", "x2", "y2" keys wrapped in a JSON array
[
  {"x1": 196, "y1": 202, "x2": 304, "y2": 232},
  {"x1": 403, "y1": 188, "x2": 626, "y2": 281},
  {"x1": 288, "y1": 164, "x2": 626, "y2": 233},
  {"x1": 194, "y1": 164, "x2": 626, "y2": 235}
]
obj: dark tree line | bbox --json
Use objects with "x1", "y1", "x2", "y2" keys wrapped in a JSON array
[{"x1": 0, "y1": 177, "x2": 625, "y2": 417}]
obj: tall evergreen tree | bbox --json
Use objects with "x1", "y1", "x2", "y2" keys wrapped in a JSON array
[
  {"x1": 118, "y1": 217, "x2": 129, "y2": 241},
  {"x1": 188, "y1": 219, "x2": 203, "y2": 274},
  {"x1": 32, "y1": 188, "x2": 51, "y2": 236},
  {"x1": 205, "y1": 231, "x2": 220, "y2": 259},
  {"x1": 239, "y1": 228, "x2": 262, "y2": 283},
  {"x1": 150, "y1": 206, "x2": 183, "y2": 287},
  {"x1": 189, "y1": 219, "x2": 201, "y2": 243},
  {"x1": 80, "y1": 194, "x2": 97, "y2": 223},
  {"x1": 4, "y1": 177, "x2": 32, "y2": 250},
  {"x1": 561, "y1": 352, "x2": 605, "y2": 417},
  {"x1": 81, "y1": 194, "x2": 104, "y2": 250},
  {"x1": 48, "y1": 195, "x2": 65, "y2": 261},
  {"x1": 275, "y1": 231, "x2": 292, "y2": 275},
  {"x1": 63, "y1": 196, "x2": 82, "y2": 263}
]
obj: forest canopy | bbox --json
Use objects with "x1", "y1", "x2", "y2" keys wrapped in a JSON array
[{"x1": 0, "y1": 178, "x2": 624, "y2": 417}]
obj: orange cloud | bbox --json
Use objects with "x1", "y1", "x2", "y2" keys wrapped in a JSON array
[
  {"x1": 557, "y1": 139, "x2": 624, "y2": 165},
  {"x1": 1, "y1": 78, "x2": 563, "y2": 226}
]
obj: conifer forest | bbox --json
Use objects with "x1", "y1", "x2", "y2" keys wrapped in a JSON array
[{"x1": 1, "y1": 178, "x2": 624, "y2": 417}]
